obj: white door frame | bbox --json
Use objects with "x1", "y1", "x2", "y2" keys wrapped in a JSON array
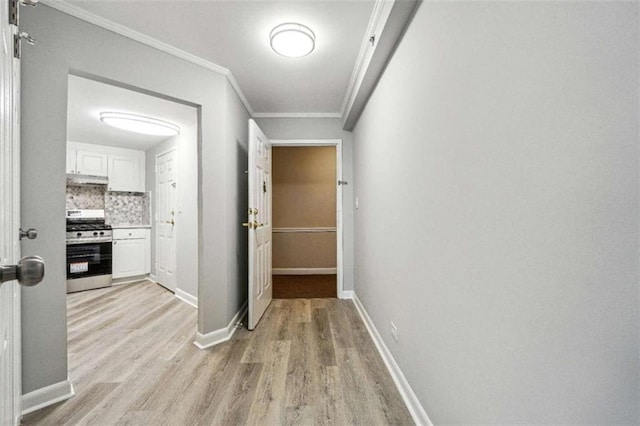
[{"x1": 270, "y1": 139, "x2": 345, "y2": 298}]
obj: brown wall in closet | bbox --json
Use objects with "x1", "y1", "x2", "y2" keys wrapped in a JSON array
[{"x1": 272, "y1": 146, "x2": 336, "y2": 269}]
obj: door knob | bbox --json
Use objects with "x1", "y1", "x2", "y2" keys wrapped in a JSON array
[
  {"x1": 0, "y1": 256, "x2": 45, "y2": 287},
  {"x1": 166, "y1": 219, "x2": 175, "y2": 225},
  {"x1": 242, "y1": 222, "x2": 254, "y2": 229},
  {"x1": 19, "y1": 227, "x2": 38, "y2": 240}
]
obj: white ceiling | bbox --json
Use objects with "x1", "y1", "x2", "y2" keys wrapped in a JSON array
[
  {"x1": 64, "y1": 0, "x2": 376, "y2": 115},
  {"x1": 67, "y1": 74, "x2": 198, "y2": 150}
]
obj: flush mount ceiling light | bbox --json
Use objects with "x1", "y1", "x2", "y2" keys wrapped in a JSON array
[
  {"x1": 270, "y1": 23, "x2": 315, "y2": 58},
  {"x1": 99, "y1": 112, "x2": 180, "y2": 136}
]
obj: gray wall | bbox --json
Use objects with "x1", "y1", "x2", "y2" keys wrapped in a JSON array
[
  {"x1": 255, "y1": 118, "x2": 355, "y2": 292},
  {"x1": 145, "y1": 117, "x2": 199, "y2": 300},
  {"x1": 223, "y1": 81, "x2": 250, "y2": 324},
  {"x1": 352, "y1": 2, "x2": 639, "y2": 424},
  {"x1": 21, "y1": 5, "x2": 247, "y2": 393}
]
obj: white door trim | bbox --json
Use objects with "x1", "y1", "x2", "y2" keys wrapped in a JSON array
[{"x1": 270, "y1": 139, "x2": 345, "y2": 298}]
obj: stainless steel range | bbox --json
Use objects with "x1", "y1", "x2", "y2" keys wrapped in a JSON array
[{"x1": 66, "y1": 209, "x2": 113, "y2": 293}]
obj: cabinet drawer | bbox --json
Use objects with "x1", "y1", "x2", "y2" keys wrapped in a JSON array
[{"x1": 113, "y1": 228, "x2": 149, "y2": 240}]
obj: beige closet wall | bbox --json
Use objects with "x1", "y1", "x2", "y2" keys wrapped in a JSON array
[{"x1": 273, "y1": 147, "x2": 336, "y2": 270}]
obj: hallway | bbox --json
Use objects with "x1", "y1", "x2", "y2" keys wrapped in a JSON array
[{"x1": 22, "y1": 281, "x2": 412, "y2": 425}]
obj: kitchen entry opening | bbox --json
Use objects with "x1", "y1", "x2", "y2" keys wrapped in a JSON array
[
  {"x1": 271, "y1": 144, "x2": 341, "y2": 299},
  {"x1": 65, "y1": 72, "x2": 199, "y2": 305}
]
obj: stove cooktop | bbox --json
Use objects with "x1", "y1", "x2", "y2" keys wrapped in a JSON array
[{"x1": 66, "y1": 223, "x2": 112, "y2": 232}]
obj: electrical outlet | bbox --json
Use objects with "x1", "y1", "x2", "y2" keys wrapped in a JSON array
[{"x1": 390, "y1": 321, "x2": 398, "y2": 342}]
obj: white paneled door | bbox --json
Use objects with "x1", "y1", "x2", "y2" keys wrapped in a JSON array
[
  {"x1": 156, "y1": 149, "x2": 177, "y2": 292},
  {"x1": 1, "y1": 2, "x2": 21, "y2": 424},
  {"x1": 247, "y1": 120, "x2": 272, "y2": 330}
]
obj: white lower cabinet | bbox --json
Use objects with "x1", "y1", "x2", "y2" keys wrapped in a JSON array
[{"x1": 112, "y1": 228, "x2": 150, "y2": 279}]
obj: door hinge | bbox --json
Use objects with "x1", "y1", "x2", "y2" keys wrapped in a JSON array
[
  {"x1": 9, "y1": 0, "x2": 18, "y2": 26},
  {"x1": 14, "y1": 31, "x2": 35, "y2": 59},
  {"x1": 9, "y1": 0, "x2": 38, "y2": 26}
]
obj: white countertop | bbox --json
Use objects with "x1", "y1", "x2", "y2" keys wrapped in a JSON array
[{"x1": 110, "y1": 224, "x2": 152, "y2": 229}]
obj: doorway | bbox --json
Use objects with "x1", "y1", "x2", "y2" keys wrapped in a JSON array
[
  {"x1": 65, "y1": 73, "x2": 198, "y2": 304},
  {"x1": 270, "y1": 139, "x2": 343, "y2": 299}
]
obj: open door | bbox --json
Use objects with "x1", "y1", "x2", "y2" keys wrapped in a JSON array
[
  {"x1": 246, "y1": 120, "x2": 272, "y2": 330},
  {"x1": 1, "y1": 5, "x2": 45, "y2": 424}
]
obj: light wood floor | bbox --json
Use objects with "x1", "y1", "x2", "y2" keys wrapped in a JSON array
[{"x1": 22, "y1": 280, "x2": 413, "y2": 425}]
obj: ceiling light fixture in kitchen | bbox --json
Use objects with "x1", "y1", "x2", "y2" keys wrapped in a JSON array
[
  {"x1": 99, "y1": 112, "x2": 180, "y2": 136},
  {"x1": 270, "y1": 23, "x2": 315, "y2": 57}
]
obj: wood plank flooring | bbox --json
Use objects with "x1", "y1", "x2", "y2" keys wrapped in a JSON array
[{"x1": 22, "y1": 280, "x2": 413, "y2": 425}]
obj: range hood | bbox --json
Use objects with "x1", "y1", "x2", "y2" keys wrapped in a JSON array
[{"x1": 66, "y1": 173, "x2": 108, "y2": 185}]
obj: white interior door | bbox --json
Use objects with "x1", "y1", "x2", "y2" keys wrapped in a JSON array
[
  {"x1": 1, "y1": 3, "x2": 21, "y2": 424},
  {"x1": 156, "y1": 149, "x2": 177, "y2": 292},
  {"x1": 247, "y1": 120, "x2": 272, "y2": 330}
]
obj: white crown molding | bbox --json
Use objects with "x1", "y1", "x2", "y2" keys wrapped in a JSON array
[
  {"x1": 40, "y1": 0, "x2": 254, "y2": 116},
  {"x1": 340, "y1": 0, "x2": 393, "y2": 119},
  {"x1": 194, "y1": 302, "x2": 247, "y2": 349},
  {"x1": 341, "y1": 0, "x2": 421, "y2": 130},
  {"x1": 252, "y1": 112, "x2": 342, "y2": 119},
  {"x1": 352, "y1": 293, "x2": 433, "y2": 426},
  {"x1": 22, "y1": 379, "x2": 75, "y2": 416}
]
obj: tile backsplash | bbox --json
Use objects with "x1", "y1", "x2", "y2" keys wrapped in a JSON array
[
  {"x1": 66, "y1": 185, "x2": 105, "y2": 209},
  {"x1": 105, "y1": 191, "x2": 150, "y2": 225},
  {"x1": 66, "y1": 184, "x2": 150, "y2": 226}
]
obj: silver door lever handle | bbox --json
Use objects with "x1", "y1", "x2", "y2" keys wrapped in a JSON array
[{"x1": 0, "y1": 256, "x2": 45, "y2": 286}]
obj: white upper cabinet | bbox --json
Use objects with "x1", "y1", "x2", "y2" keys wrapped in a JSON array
[
  {"x1": 76, "y1": 150, "x2": 108, "y2": 176},
  {"x1": 108, "y1": 150, "x2": 145, "y2": 192},
  {"x1": 67, "y1": 142, "x2": 145, "y2": 192},
  {"x1": 66, "y1": 146, "x2": 77, "y2": 174}
]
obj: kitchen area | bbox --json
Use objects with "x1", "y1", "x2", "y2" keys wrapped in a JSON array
[
  {"x1": 65, "y1": 142, "x2": 151, "y2": 292},
  {"x1": 65, "y1": 74, "x2": 199, "y2": 304}
]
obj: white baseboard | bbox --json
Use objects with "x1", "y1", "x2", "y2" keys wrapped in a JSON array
[
  {"x1": 175, "y1": 288, "x2": 198, "y2": 308},
  {"x1": 352, "y1": 293, "x2": 433, "y2": 426},
  {"x1": 111, "y1": 274, "x2": 151, "y2": 286},
  {"x1": 339, "y1": 290, "x2": 354, "y2": 299},
  {"x1": 194, "y1": 302, "x2": 247, "y2": 349},
  {"x1": 22, "y1": 379, "x2": 75, "y2": 416},
  {"x1": 272, "y1": 267, "x2": 337, "y2": 275}
]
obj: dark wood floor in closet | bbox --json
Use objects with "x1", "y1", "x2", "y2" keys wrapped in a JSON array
[{"x1": 272, "y1": 274, "x2": 337, "y2": 298}]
